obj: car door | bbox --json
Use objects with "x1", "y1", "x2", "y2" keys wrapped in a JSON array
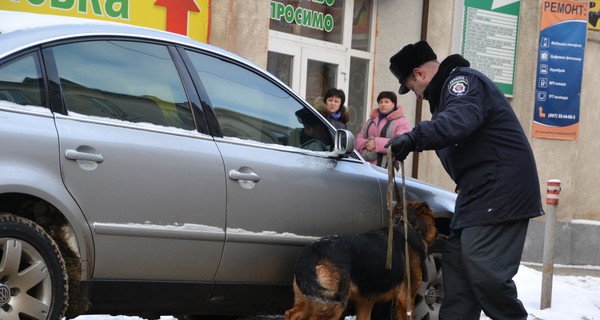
[
  {"x1": 46, "y1": 39, "x2": 226, "y2": 283},
  {"x1": 183, "y1": 49, "x2": 384, "y2": 285}
]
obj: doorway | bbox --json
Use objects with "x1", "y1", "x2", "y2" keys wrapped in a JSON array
[{"x1": 267, "y1": 0, "x2": 376, "y2": 135}]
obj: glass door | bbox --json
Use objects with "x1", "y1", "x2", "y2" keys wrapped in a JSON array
[
  {"x1": 268, "y1": 38, "x2": 347, "y2": 110},
  {"x1": 301, "y1": 47, "x2": 346, "y2": 108},
  {"x1": 267, "y1": 40, "x2": 300, "y2": 93}
]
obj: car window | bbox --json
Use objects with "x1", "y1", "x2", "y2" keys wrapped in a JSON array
[
  {"x1": 184, "y1": 49, "x2": 332, "y2": 150},
  {"x1": 0, "y1": 53, "x2": 45, "y2": 108},
  {"x1": 50, "y1": 40, "x2": 195, "y2": 130}
]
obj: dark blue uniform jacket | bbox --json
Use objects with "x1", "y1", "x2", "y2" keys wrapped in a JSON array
[{"x1": 415, "y1": 54, "x2": 544, "y2": 229}]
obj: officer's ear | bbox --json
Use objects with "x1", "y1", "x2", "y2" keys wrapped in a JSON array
[{"x1": 412, "y1": 67, "x2": 425, "y2": 80}]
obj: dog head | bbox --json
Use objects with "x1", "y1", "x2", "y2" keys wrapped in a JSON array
[
  {"x1": 393, "y1": 201, "x2": 437, "y2": 246},
  {"x1": 406, "y1": 201, "x2": 437, "y2": 246}
]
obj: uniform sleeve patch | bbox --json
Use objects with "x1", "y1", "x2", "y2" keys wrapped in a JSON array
[{"x1": 448, "y1": 76, "x2": 469, "y2": 96}]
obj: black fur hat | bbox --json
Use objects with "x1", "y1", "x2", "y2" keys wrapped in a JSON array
[{"x1": 389, "y1": 40, "x2": 437, "y2": 94}]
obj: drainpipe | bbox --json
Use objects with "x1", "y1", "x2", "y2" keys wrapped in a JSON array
[{"x1": 412, "y1": 0, "x2": 429, "y2": 179}]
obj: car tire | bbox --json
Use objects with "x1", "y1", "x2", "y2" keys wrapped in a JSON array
[
  {"x1": 413, "y1": 235, "x2": 446, "y2": 320},
  {"x1": 0, "y1": 213, "x2": 68, "y2": 320}
]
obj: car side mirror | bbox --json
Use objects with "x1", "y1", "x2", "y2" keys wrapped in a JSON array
[{"x1": 334, "y1": 129, "x2": 355, "y2": 157}]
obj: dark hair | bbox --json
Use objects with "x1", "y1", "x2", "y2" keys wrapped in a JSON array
[
  {"x1": 323, "y1": 88, "x2": 346, "y2": 107},
  {"x1": 376, "y1": 91, "x2": 397, "y2": 106}
]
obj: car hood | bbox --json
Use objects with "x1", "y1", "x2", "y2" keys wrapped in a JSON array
[{"x1": 368, "y1": 162, "x2": 456, "y2": 218}]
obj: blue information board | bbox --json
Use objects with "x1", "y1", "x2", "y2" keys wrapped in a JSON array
[{"x1": 533, "y1": 0, "x2": 588, "y2": 140}]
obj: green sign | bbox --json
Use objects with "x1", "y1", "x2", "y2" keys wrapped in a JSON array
[{"x1": 461, "y1": 0, "x2": 521, "y2": 96}]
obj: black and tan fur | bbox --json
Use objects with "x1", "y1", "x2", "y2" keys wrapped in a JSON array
[{"x1": 285, "y1": 201, "x2": 437, "y2": 320}]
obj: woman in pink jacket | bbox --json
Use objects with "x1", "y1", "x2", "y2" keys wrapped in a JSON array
[{"x1": 356, "y1": 91, "x2": 411, "y2": 168}]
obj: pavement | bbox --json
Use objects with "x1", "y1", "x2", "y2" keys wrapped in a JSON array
[{"x1": 521, "y1": 261, "x2": 600, "y2": 277}]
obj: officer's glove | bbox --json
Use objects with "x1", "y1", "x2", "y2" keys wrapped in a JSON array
[{"x1": 385, "y1": 131, "x2": 416, "y2": 161}]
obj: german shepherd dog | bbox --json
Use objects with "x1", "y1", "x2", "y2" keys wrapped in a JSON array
[{"x1": 284, "y1": 201, "x2": 437, "y2": 320}]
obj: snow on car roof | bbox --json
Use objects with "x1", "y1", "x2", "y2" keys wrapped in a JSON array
[{"x1": 0, "y1": 10, "x2": 121, "y2": 34}]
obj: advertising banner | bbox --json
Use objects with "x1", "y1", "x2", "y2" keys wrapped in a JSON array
[
  {"x1": 0, "y1": 0, "x2": 210, "y2": 43},
  {"x1": 533, "y1": 0, "x2": 587, "y2": 140}
]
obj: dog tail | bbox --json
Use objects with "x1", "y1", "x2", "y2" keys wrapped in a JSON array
[{"x1": 294, "y1": 250, "x2": 349, "y2": 305}]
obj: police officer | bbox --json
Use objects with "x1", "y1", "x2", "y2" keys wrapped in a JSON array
[{"x1": 385, "y1": 40, "x2": 544, "y2": 320}]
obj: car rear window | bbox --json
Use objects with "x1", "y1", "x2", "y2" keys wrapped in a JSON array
[{"x1": 0, "y1": 52, "x2": 45, "y2": 108}]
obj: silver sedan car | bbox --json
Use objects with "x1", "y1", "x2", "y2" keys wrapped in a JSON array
[{"x1": 0, "y1": 10, "x2": 455, "y2": 320}]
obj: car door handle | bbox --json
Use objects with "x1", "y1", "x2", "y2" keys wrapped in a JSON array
[
  {"x1": 65, "y1": 149, "x2": 105, "y2": 163},
  {"x1": 228, "y1": 170, "x2": 260, "y2": 182}
]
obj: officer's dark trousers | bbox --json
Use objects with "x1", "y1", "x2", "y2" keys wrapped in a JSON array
[{"x1": 439, "y1": 219, "x2": 529, "y2": 320}]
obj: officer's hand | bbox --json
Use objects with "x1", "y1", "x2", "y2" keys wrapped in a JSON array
[{"x1": 384, "y1": 132, "x2": 416, "y2": 161}]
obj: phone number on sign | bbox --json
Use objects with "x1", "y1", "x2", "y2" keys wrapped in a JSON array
[{"x1": 547, "y1": 113, "x2": 576, "y2": 120}]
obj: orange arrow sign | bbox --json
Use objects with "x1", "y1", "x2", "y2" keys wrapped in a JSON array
[{"x1": 154, "y1": 0, "x2": 200, "y2": 36}]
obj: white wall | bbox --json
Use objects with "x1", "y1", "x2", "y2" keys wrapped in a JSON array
[{"x1": 372, "y1": 0, "x2": 427, "y2": 177}]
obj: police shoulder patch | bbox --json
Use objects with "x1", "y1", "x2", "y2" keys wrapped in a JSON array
[{"x1": 448, "y1": 75, "x2": 469, "y2": 96}]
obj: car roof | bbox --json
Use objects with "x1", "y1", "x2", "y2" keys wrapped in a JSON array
[
  {"x1": 0, "y1": 10, "x2": 254, "y2": 70},
  {"x1": 0, "y1": 10, "x2": 335, "y2": 136}
]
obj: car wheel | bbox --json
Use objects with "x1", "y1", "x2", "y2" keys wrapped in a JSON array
[
  {"x1": 413, "y1": 235, "x2": 446, "y2": 320},
  {"x1": 0, "y1": 213, "x2": 68, "y2": 320}
]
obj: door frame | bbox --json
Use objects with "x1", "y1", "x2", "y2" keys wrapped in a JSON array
[
  {"x1": 300, "y1": 46, "x2": 347, "y2": 100},
  {"x1": 268, "y1": 37, "x2": 348, "y2": 101}
]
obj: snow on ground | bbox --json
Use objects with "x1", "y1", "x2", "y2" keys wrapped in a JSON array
[{"x1": 71, "y1": 265, "x2": 600, "y2": 320}]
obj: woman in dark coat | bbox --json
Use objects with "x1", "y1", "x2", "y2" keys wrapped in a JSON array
[{"x1": 318, "y1": 88, "x2": 349, "y2": 129}]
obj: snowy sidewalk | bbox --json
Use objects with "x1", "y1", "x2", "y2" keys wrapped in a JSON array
[
  {"x1": 71, "y1": 264, "x2": 600, "y2": 320},
  {"x1": 511, "y1": 264, "x2": 600, "y2": 320}
]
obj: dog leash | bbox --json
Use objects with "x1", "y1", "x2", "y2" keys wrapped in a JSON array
[
  {"x1": 385, "y1": 148, "x2": 413, "y2": 320},
  {"x1": 385, "y1": 148, "x2": 395, "y2": 270}
]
